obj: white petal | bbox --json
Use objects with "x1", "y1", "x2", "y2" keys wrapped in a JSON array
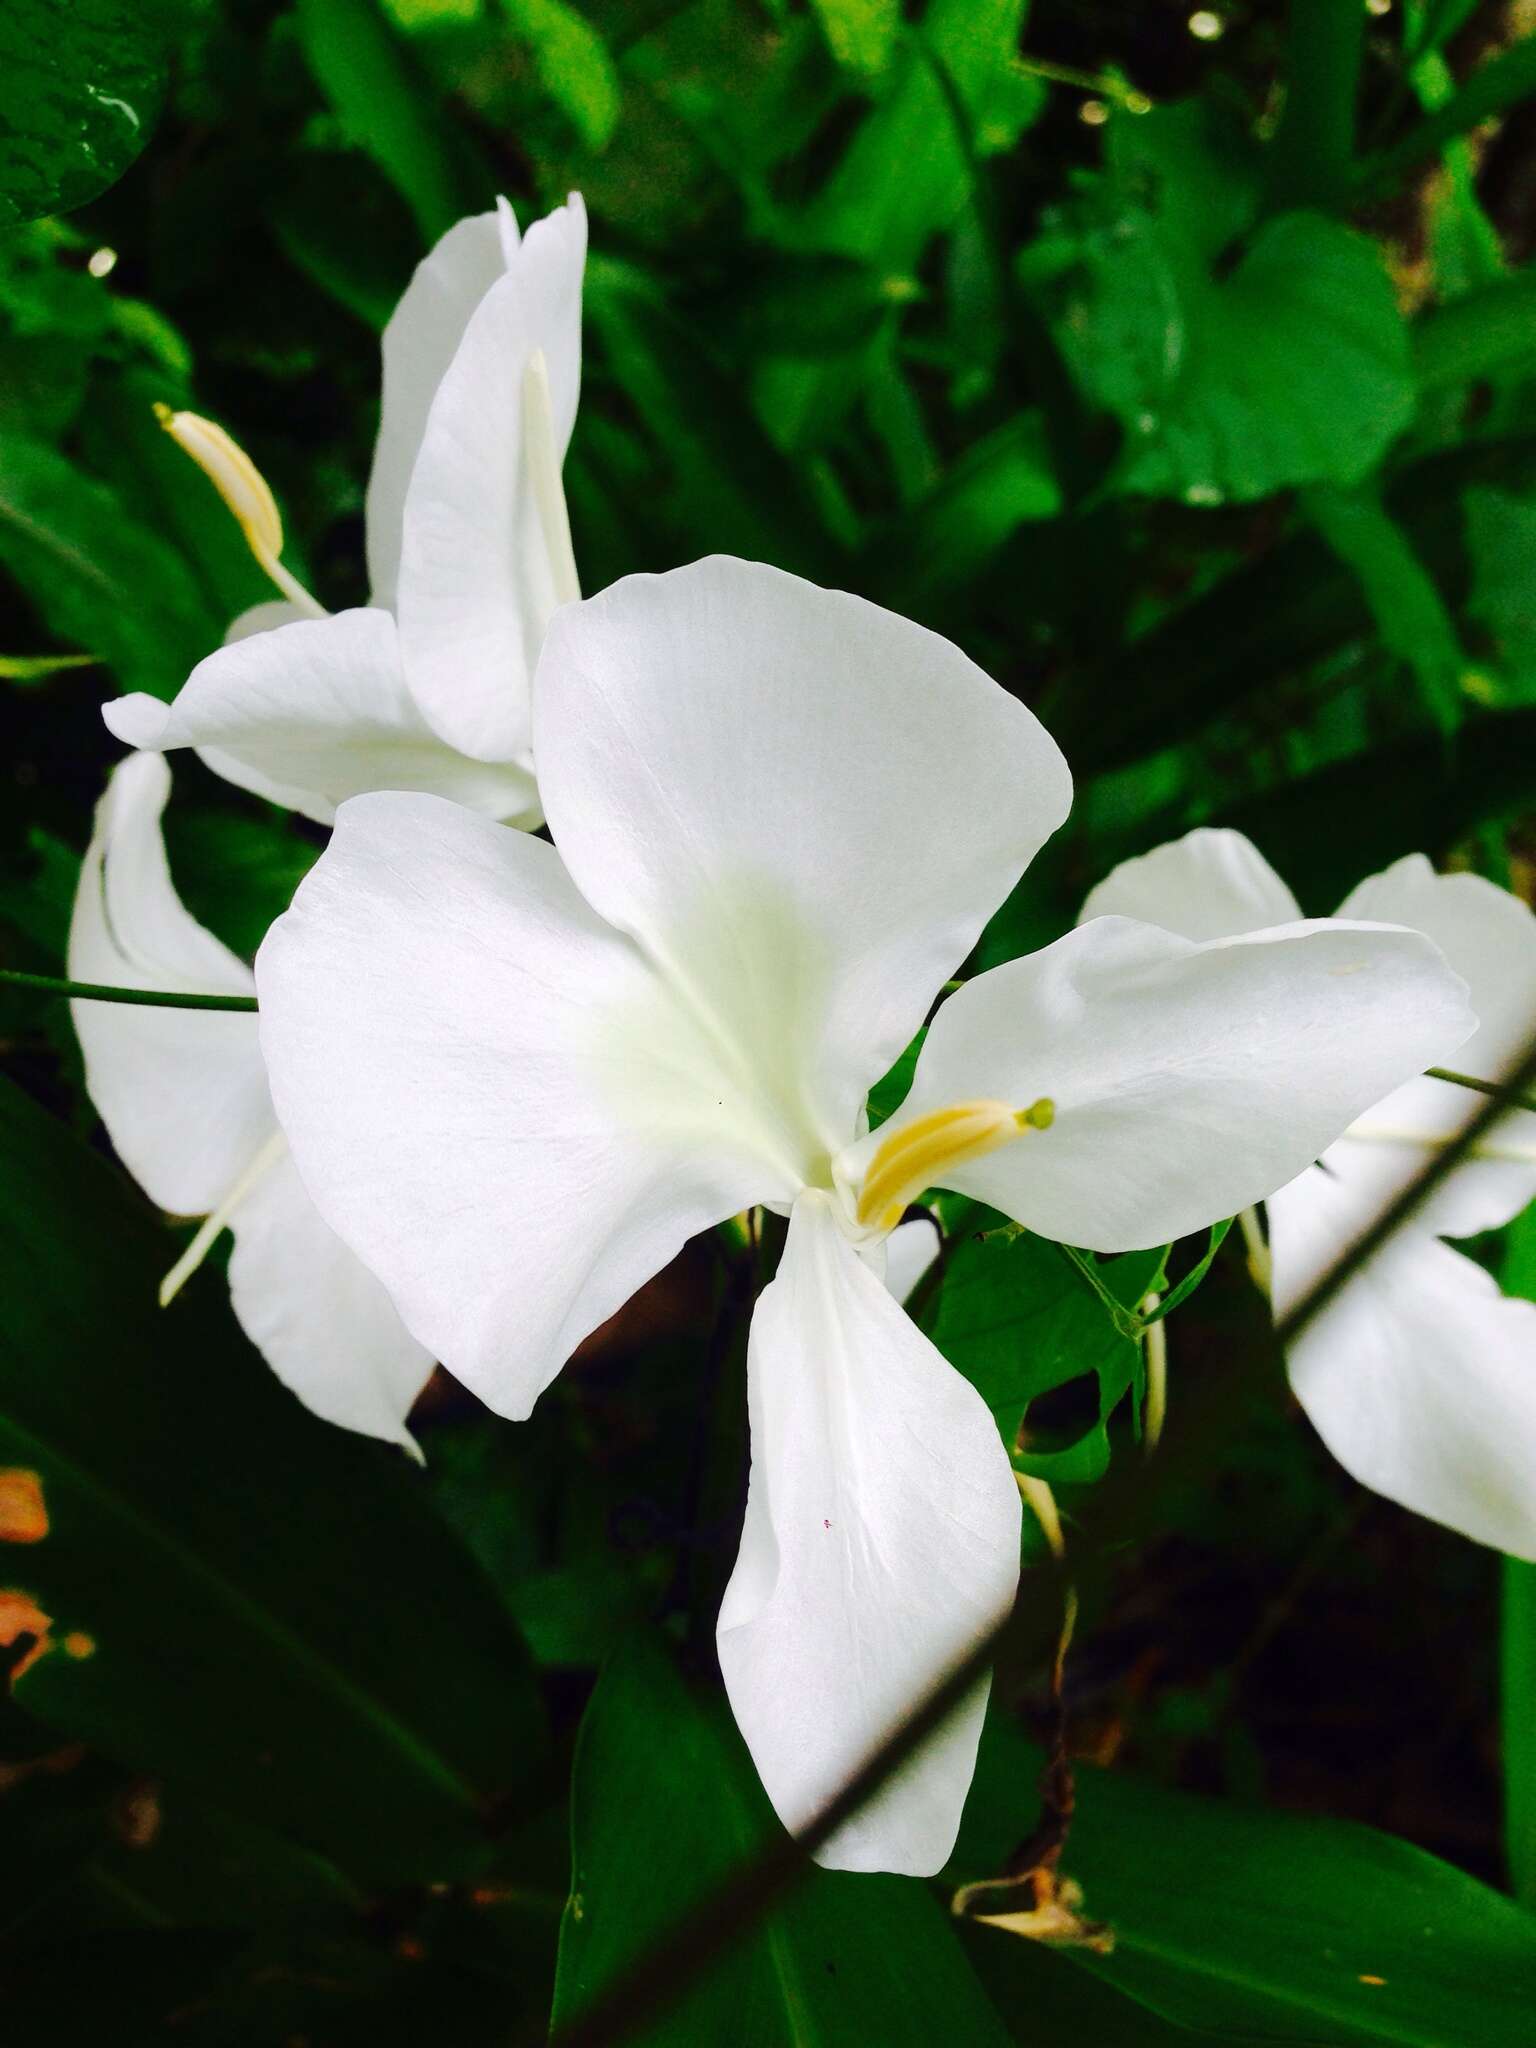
[
  {"x1": 535, "y1": 556, "x2": 1072, "y2": 1165},
  {"x1": 255, "y1": 790, "x2": 776, "y2": 1420},
  {"x1": 227, "y1": 1150, "x2": 435, "y2": 1453},
  {"x1": 103, "y1": 610, "x2": 540, "y2": 828},
  {"x1": 68, "y1": 754, "x2": 272, "y2": 1218},
  {"x1": 364, "y1": 202, "x2": 518, "y2": 609},
  {"x1": 1270, "y1": 1164, "x2": 1536, "y2": 1556},
  {"x1": 1079, "y1": 827, "x2": 1302, "y2": 938},
  {"x1": 868, "y1": 915, "x2": 1474, "y2": 1252},
  {"x1": 717, "y1": 1193, "x2": 1019, "y2": 1876},
  {"x1": 396, "y1": 195, "x2": 586, "y2": 762},
  {"x1": 883, "y1": 1214, "x2": 941, "y2": 1304},
  {"x1": 1333, "y1": 856, "x2": 1536, "y2": 1234}
]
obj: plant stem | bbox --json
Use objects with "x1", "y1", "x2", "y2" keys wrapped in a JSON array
[{"x1": 0, "y1": 968, "x2": 258, "y2": 1013}]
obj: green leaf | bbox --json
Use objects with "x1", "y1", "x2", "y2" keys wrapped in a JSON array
[
  {"x1": 1303, "y1": 480, "x2": 1466, "y2": 736},
  {"x1": 950, "y1": 1708, "x2": 1536, "y2": 2047},
  {"x1": 499, "y1": 0, "x2": 621, "y2": 150},
  {"x1": 293, "y1": 0, "x2": 489, "y2": 243},
  {"x1": 0, "y1": 0, "x2": 168, "y2": 226},
  {"x1": 1501, "y1": 1207, "x2": 1536, "y2": 1906},
  {"x1": 1465, "y1": 486, "x2": 1536, "y2": 696},
  {"x1": 871, "y1": 414, "x2": 1061, "y2": 607},
  {"x1": 1059, "y1": 205, "x2": 1414, "y2": 505},
  {"x1": 808, "y1": 0, "x2": 901, "y2": 78},
  {"x1": 0, "y1": 431, "x2": 219, "y2": 698},
  {"x1": 1413, "y1": 269, "x2": 1536, "y2": 392},
  {"x1": 923, "y1": 1226, "x2": 1165, "y2": 1482},
  {"x1": 0, "y1": 1076, "x2": 547, "y2": 1883},
  {"x1": 551, "y1": 1630, "x2": 1014, "y2": 2044}
]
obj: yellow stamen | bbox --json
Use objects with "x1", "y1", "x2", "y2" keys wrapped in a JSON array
[
  {"x1": 522, "y1": 348, "x2": 582, "y2": 612},
  {"x1": 159, "y1": 1129, "x2": 287, "y2": 1308},
  {"x1": 153, "y1": 405, "x2": 326, "y2": 619},
  {"x1": 856, "y1": 1096, "x2": 1054, "y2": 1234}
]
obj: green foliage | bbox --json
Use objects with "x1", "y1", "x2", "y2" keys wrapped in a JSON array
[
  {"x1": 553, "y1": 1631, "x2": 1015, "y2": 2044},
  {"x1": 0, "y1": 1074, "x2": 548, "y2": 1883},
  {"x1": 952, "y1": 1707, "x2": 1536, "y2": 2047}
]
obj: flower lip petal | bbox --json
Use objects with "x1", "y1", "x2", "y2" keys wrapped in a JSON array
[
  {"x1": 532, "y1": 554, "x2": 1073, "y2": 1164},
  {"x1": 1079, "y1": 826, "x2": 1302, "y2": 939}
]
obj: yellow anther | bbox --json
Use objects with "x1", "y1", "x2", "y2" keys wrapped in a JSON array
[
  {"x1": 153, "y1": 404, "x2": 325, "y2": 618},
  {"x1": 856, "y1": 1096, "x2": 1054, "y2": 1234},
  {"x1": 155, "y1": 404, "x2": 283, "y2": 562}
]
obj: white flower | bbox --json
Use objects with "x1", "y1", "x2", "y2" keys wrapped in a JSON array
[
  {"x1": 254, "y1": 557, "x2": 1472, "y2": 1874},
  {"x1": 100, "y1": 196, "x2": 587, "y2": 830},
  {"x1": 1082, "y1": 827, "x2": 1536, "y2": 1557},
  {"x1": 69, "y1": 753, "x2": 434, "y2": 1451}
]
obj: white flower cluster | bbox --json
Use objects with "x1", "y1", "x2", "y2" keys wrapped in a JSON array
[{"x1": 73, "y1": 199, "x2": 1536, "y2": 1879}]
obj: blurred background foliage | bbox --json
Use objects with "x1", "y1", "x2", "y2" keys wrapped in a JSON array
[{"x1": 6, "y1": 1, "x2": 1536, "y2": 2042}]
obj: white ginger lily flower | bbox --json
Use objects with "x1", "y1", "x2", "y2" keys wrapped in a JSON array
[
  {"x1": 254, "y1": 557, "x2": 1473, "y2": 1875},
  {"x1": 101, "y1": 195, "x2": 587, "y2": 830},
  {"x1": 1082, "y1": 827, "x2": 1536, "y2": 1557},
  {"x1": 69, "y1": 752, "x2": 434, "y2": 1451}
]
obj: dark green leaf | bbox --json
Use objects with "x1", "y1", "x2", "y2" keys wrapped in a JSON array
[
  {"x1": 0, "y1": 0, "x2": 168, "y2": 226},
  {"x1": 552, "y1": 1630, "x2": 1014, "y2": 2045},
  {"x1": 0, "y1": 430, "x2": 219, "y2": 699},
  {"x1": 0, "y1": 1076, "x2": 547, "y2": 1882},
  {"x1": 950, "y1": 1709, "x2": 1536, "y2": 2047}
]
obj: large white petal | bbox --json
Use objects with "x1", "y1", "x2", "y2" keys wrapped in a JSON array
[
  {"x1": 861, "y1": 915, "x2": 1473, "y2": 1253},
  {"x1": 366, "y1": 202, "x2": 519, "y2": 609},
  {"x1": 227, "y1": 1150, "x2": 436, "y2": 1453},
  {"x1": 255, "y1": 790, "x2": 778, "y2": 1419},
  {"x1": 717, "y1": 1192, "x2": 1020, "y2": 1876},
  {"x1": 1079, "y1": 827, "x2": 1302, "y2": 938},
  {"x1": 103, "y1": 609, "x2": 540, "y2": 828},
  {"x1": 68, "y1": 754, "x2": 272, "y2": 1218},
  {"x1": 535, "y1": 557, "x2": 1073, "y2": 1168},
  {"x1": 1269, "y1": 1163, "x2": 1536, "y2": 1557},
  {"x1": 1332, "y1": 856, "x2": 1536, "y2": 1235},
  {"x1": 395, "y1": 195, "x2": 586, "y2": 763}
]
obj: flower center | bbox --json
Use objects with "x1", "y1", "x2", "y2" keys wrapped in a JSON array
[{"x1": 855, "y1": 1096, "x2": 1054, "y2": 1234}]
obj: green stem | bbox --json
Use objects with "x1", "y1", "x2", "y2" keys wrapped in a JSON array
[
  {"x1": 0, "y1": 968, "x2": 257, "y2": 1013},
  {"x1": 1268, "y1": 0, "x2": 1365, "y2": 212},
  {"x1": 1426, "y1": 1065, "x2": 1536, "y2": 1115},
  {"x1": 1502, "y1": 1557, "x2": 1536, "y2": 1905},
  {"x1": 1354, "y1": 35, "x2": 1536, "y2": 201}
]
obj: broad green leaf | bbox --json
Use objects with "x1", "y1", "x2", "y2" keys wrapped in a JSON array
[
  {"x1": 293, "y1": 0, "x2": 489, "y2": 243},
  {"x1": 1056, "y1": 206, "x2": 1413, "y2": 505},
  {"x1": 1303, "y1": 481, "x2": 1466, "y2": 736},
  {"x1": 0, "y1": 0, "x2": 168, "y2": 226},
  {"x1": 950, "y1": 1708, "x2": 1536, "y2": 2047},
  {"x1": 923, "y1": 1226, "x2": 1165, "y2": 1482},
  {"x1": 0, "y1": 431, "x2": 219, "y2": 698},
  {"x1": 551, "y1": 1630, "x2": 1014, "y2": 2045},
  {"x1": 500, "y1": 0, "x2": 621, "y2": 150},
  {"x1": 808, "y1": 0, "x2": 901, "y2": 78},
  {"x1": 0, "y1": 1076, "x2": 547, "y2": 1883}
]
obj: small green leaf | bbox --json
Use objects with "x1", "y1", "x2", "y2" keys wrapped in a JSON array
[
  {"x1": 552, "y1": 1631, "x2": 1014, "y2": 2045},
  {"x1": 808, "y1": 0, "x2": 901, "y2": 78},
  {"x1": 0, "y1": 0, "x2": 168, "y2": 226},
  {"x1": 499, "y1": 0, "x2": 621, "y2": 150}
]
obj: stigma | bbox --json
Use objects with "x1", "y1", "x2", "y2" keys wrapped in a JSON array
[{"x1": 855, "y1": 1096, "x2": 1054, "y2": 1234}]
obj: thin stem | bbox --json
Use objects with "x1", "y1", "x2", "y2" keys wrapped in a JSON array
[
  {"x1": 1141, "y1": 1294, "x2": 1168, "y2": 1454},
  {"x1": 159, "y1": 1129, "x2": 288, "y2": 1306},
  {"x1": 1427, "y1": 1066, "x2": 1536, "y2": 1116},
  {"x1": 1354, "y1": 36, "x2": 1536, "y2": 201},
  {"x1": 0, "y1": 968, "x2": 257, "y2": 1013},
  {"x1": 256, "y1": 549, "x2": 329, "y2": 620},
  {"x1": 1238, "y1": 1205, "x2": 1272, "y2": 1296}
]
